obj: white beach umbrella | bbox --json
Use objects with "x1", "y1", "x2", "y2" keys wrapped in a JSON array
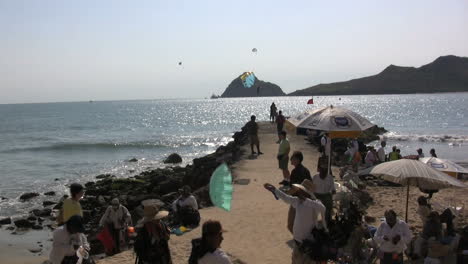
[
  {"x1": 361, "y1": 159, "x2": 467, "y2": 221},
  {"x1": 419, "y1": 157, "x2": 468, "y2": 178}
]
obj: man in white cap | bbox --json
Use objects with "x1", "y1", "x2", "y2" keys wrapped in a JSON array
[
  {"x1": 99, "y1": 198, "x2": 132, "y2": 254},
  {"x1": 134, "y1": 202, "x2": 172, "y2": 264},
  {"x1": 264, "y1": 180, "x2": 326, "y2": 264}
]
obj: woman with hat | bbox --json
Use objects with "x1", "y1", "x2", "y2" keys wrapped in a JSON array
[
  {"x1": 134, "y1": 202, "x2": 172, "y2": 264},
  {"x1": 49, "y1": 215, "x2": 90, "y2": 264},
  {"x1": 99, "y1": 198, "x2": 132, "y2": 254}
]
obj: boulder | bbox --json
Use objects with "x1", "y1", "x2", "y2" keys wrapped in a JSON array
[
  {"x1": 19, "y1": 192, "x2": 40, "y2": 201},
  {"x1": 32, "y1": 225, "x2": 43, "y2": 230},
  {"x1": 32, "y1": 208, "x2": 52, "y2": 217},
  {"x1": 128, "y1": 158, "x2": 138, "y2": 162},
  {"x1": 163, "y1": 153, "x2": 182, "y2": 164},
  {"x1": 14, "y1": 219, "x2": 34, "y2": 228},
  {"x1": 44, "y1": 191, "x2": 56, "y2": 196},
  {"x1": 0, "y1": 217, "x2": 12, "y2": 225},
  {"x1": 43, "y1": 201, "x2": 57, "y2": 207}
]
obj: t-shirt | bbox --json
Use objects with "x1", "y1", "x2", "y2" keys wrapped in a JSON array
[
  {"x1": 321, "y1": 136, "x2": 331, "y2": 156},
  {"x1": 377, "y1": 147, "x2": 385, "y2": 162},
  {"x1": 61, "y1": 198, "x2": 83, "y2": 223},
  {"x1": 312, "y1": 174, "x2": 336, "y2": 194},
  {"x1": 278, "y1": 138, "x2": 290, "y2": 156},
  {"x1": 198, "y1": 248, "x2": 232, "y2": 264},
  {"x1": 290, "y1": 164, "x2": 312, "y2": 185},
  {"x1": 276, "y1": 114, "x2": 285, "y2": 124},
  {"x1": 245, "y1": 120, "x2": 258, "y2": 135}
]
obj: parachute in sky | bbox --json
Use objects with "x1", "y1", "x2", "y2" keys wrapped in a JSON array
[
  {"x1": 252, "y1": 48, "x2": 257, "y2": 53},
  {"x1": 209, "y1": 163, "x2": 233, "y2": 211},
  {"x1": 178, "y1": 62, "x2": 182, "y2": 66},
  {"x1": 240, "y1": 72, "x2": 256, "y2": 88}
]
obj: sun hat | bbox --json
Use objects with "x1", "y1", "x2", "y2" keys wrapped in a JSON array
[
  {"x1": 291, "y1": 179, "x2": 316, "y2": 198},
  {"x1": 143, "y1": 204, "x2": 169, "y2": 222}
]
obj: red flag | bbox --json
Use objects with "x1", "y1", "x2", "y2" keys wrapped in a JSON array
[
  {"x1": 97, "y1": 227, "x2": 115, "y2": 254},
  {"x1": 307, "y1": 98, "x2": 314, "y2": 104}
]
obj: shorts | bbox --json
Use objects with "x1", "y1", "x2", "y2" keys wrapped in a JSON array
[
  {"x1": 278, "y1": 156, "x2": 289, "y2": 170},
  {"x1": 249, "y1": 134, "x2": 259, "y2": 145}
]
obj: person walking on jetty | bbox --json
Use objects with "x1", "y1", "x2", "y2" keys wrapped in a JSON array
[
  {"x1": 377, "y1": 141, "x2": 387, "y2": 163},
  {"x1": 57, "y1": 183, "x2": 85, "y2": 225},
  {"x1": 263, "y1": 181, "x2": 326, "y2": 264},
  {"x1": 99, "y1": 198, "x2": 132, "y2": 254},
  {"x1": 134, "y1": 202, "x2": 172, "y2": 264},
  {"x1": 244, "y1": 115, "x2": 263, "y2": 155},
  {"x1": 374, "y1": 210, "x2": 412, "y2": 264},
  {"x1": 172, "y1": 185, "x2": 200, "y2": 227},
  {"x1": 276, "y1": 110, "x2": 286, "y2": 142},
  {"x1": 189, "y1": 220, "x2": 232, "y2": 264},
  {"x1": 277, "y1": 131, "x2": 291, "y2": 185},
  {"x1": 287, "y1": 151, "x2": 313, "y2": 233},
  {"x1": 430, "y1": 148, "x2": 438, "y2": 158},
  {"x1": 312, "y1": 167, "x2": 335, "y2": 225},
  {"x1": 270, "y1": 102, "x2": 277, "y2": 123},
  {"x1": 50, "y1": 215, "x2": 90, "y2": 264}
]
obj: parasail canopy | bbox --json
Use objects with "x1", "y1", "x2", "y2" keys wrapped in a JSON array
[
  {"x1": 240, "y1": 72, "x2": 256, "y2": 88},
  {"x1": 209, "y1": 163, "x2": 233, "y2": 211}
]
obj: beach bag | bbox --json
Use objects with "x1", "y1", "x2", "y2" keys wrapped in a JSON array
[{"x1": 96, "y1": 226, "x2": 115, "y2": 255}]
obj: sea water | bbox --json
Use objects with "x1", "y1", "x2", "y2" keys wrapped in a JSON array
[{"x1": 0, "y1": 93, "x2": 467, "y2": 216}]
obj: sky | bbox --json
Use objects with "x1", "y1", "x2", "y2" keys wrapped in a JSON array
[{"x1": 0, "y1": 0, "x2": 467, "y2": 104}]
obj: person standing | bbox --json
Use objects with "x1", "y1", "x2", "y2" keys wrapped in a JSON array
[
  {"x1": 192, "y1": 220, "x2": 232, "y2": 264},
  {"x1": 430, "y1": 149, "x2": 437, "y2": 158},
  {"x1": 50, "y1": 215, "x2": 90, "y2": 264},
  {"x1": 389, "y1": 146, "x2": 399, "y2": 161},
  {"x1": 270, "y1": 102, "x2": 277, "y2": 123},
  {"x1": 365, "y1": 147, "x2": 378, "y2": 167},
  {"x1": 417, "y1": 148, "x2": 425, "y2": 159},
  {"x1": 244, "y1": 115, "x2": 263, "y2": 155},
  {"x1": 287, "y1": 151, "x2": 313, "y2": 233},
  {"x1": 374, "y1": 210, "x2": 412, "y2": 264},
  {"x1": 99, "y1": 198, "x2": 132, "y2": 254},
  {"x1": 377, "y1": 141, "x2": 387, "y2": 163},
  {"x1": 58, "y1": 183, "x2": 85, "y2": 225},
  {"x1": 320, "y1": 133, "x2": 331, "y2": 158},
  {"x1": 277, "y1": 131, "x2": 290, "y2": 185},
  {"x1": 276, "y1": 111, "x2": 286, "y2": 142},
  {"x1": 263, "y1": 182, "x2": 326, "y2": 264},
  {"x1": 312, "y1": 167, "x2": 335, "y2": 225}
]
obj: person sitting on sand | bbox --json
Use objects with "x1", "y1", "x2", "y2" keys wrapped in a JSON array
[
  {"x1": 277, "y1": 131, "x2": 291, "y2": 185},
  {"x1": 312, "y1": 166, "x2": 335, "y2": 225},
  {"x1": 270, "y1": 102, "x2": 277, "y2": 123},
  {"x1": 430, "y1": 148, "x2": 438, "y2": 158},
  {"x1": 172, "y1": 185, "x2": 200, "y2": 227},
  {"x1": 50, "y1": 215, "x2": 90, "y2": 264},
  {"x1": 417, "y1": 196, "x2": 431, "y2": 224},
  {"x1": 263, "y1": 181, "x2": 326, "y2": 264},
  {"x1": 189, "y1": 220, "x2": 231, "y2": 264},
  {"x1": 287, "y1": 151, "x2": 313, "y2": 233},
  {"x1": 374, "y1": 210, "x2": 412, "y2": 264},
  {"x1": 365, "y1": 146, "x2": 378, "y2": 167},
  {"x1": 244, "y1": 115, "x2": 263, "y2": 155},
  {"x1": 57, "y1": 183, "x2": 85, "y2": 225},
  {"x1": 377, "y1": 141, "x2": 387, "y2": 163},
  {"x1": 134, "y1": 202, "x2": 171, "y2": 264},
  {"x1": 417, "y1": 148, "x2": 425, "y2": 159},
  {"x1": 389, "y1": 146, "x2": 399, "y2": 161},
  {"x1": 99, "y1": 198, "x2": 132, "y2": 254}
]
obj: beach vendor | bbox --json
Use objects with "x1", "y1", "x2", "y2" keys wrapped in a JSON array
[
  {"x1": 99, "y1": 198, "x2": 132, "y2": 254},
  {"x1": 312, "y1": 166, "x2": 335, "y2": 225},
  {"x1": 277, "y1": 130, "x2": 291, "y2": 185},
  {"x1": 172, "y1": 185, "x2": 200, "y2": 227},
  {"x1": 50, "y1": 215, "x2": 90, "y2": 264},
  {"x1": 374, "y1": 210, "x2": 412, "y2": 264},
  {"x1": 57, "y1": 183, "x2": 84, "y2": 225},
  {"x1": 189, "y1": 220, "x2": 232, "y2": 264},
  {"x1": 134, "y1": 202, "x2": 172, "y2": 264},
  {"x1": 264, "y1": 181, "x2": 326, "y2": 264},
  {"x1": 287, "y1": 151, "x2": 313, "y2": 233},
  {"x1": 245, "y1": 115, "x2": 263, "y2": 155}
]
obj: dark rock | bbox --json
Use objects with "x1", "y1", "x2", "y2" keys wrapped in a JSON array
[
  {"x1": 14, "y1": 219, "x2": 34, "y2": 228},
  {"x1": 27, "y1": 216, "x2": 37, "y2": 221},
  {"x1": 28, "y1": 247, "x2": 42, "y2": 253},
  {"x1": 128, "y1": 158, "x2": 138, "y2": 162},
  {"x1": 44, "y1": 191, "x2": 56, "y2": 196},
  {"x1": 96, "y1": 174, "x2": 113, "y2": 179},
  {"x1": 43, "y1": 201, "x2": 57, "y2": 207},
  {"x1": 32, "y1": 225, "x2": 43, "y2": 230},
  {"x1": 1, "y1": 196, "x2": 7, "y2": 201},
  {"x1": 0, "y1": 217, "x2": 12, "y2": 225},
  {"x1": 164, "y1": 153, "x2": 183, "y2": 164},
  {"x1": 32, "y1": 208, "x2": 52, "y2": 217},
  {"x1": 161, "y1": 192, "x2": 179, "y2": 203},
  {"x1": 19, "y1": 192, "x2": 40, "y2": 201},
  {"x1": 6, "y1": 226, "x2": 15, "y2": 231},
  {"x1": 54, "y1": 178, "x2": 59, "y2": 181}
]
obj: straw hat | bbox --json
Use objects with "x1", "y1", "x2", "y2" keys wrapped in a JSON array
[
  {"x1": 142, "y1": 203, "x2": 169, "y2": 222},
  {"x1": 291, "y1": 179, "x2": 316, "y2": 198}
]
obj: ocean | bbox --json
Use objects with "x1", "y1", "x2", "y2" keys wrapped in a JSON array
[{"x1": 1, "y1": 94, "x2": 467, "y2": 217}]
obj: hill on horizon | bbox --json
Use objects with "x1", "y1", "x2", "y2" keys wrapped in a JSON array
[
  {"x1": 220, "y1": 73, "x2": 286, "y2": 98},
  {"x1": 289, "y1": 55, "x2": 468, "y2": 96}
]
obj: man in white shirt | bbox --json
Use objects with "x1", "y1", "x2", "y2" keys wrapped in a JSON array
[
  {"x1": 312, "y1": 167, "x2": 336, "y2": 225},
  {"x1": 196, "y1": 220, "x2": 232, "y2": 264},
  {"x1": 264, "y1": 180, "x2": 326, "y2": 264},
  {"x1": 320, "y1": 133, "x2": 331, "y2": 157},
  {"x1": 377, "y1": 141, "x2": 386, "y2": 163},
  {"x1": 172, "y1": 185, "x2": 200, "y2": 226},
  {"x1": 374, "y1": 210, "x2": 412, "y2": 264}
]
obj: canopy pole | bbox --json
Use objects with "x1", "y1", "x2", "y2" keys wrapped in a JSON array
[{"x1": 405, "y1": 185, "x2": 410, "y2": 222}]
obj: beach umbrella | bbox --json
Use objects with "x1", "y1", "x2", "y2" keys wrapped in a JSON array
[
  {"x1": 361, "y1": 159, "x2": 467, "y2": 221},
  {"x1": 419, "y1": 157, "x2": 468, "y2": 178},
  {"x1": 209, "y1": 163, "x2": 233, "y2": 211},
  {"x1": 286, "y1": 105, "x2": 375, "y2": 176}
]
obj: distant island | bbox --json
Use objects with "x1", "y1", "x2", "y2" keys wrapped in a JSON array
[
  {"x1": 219, "y1": 73, "x2": 285, "y2": 98},
  {"x1": 289, "y1": 55, "x2": 468, "y2": 96}
]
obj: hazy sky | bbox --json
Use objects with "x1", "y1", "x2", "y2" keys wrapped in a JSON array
[{"x1": 1, "y1": 0, "x2": 467, "y2": 104}]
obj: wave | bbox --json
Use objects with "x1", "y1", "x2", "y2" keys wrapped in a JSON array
[
  {"x1": 382, "y1": 132, "x2": 468, "y2": 144},
  {"x1": 2, "y1": 142, "x2": 170, "y2": 153}
]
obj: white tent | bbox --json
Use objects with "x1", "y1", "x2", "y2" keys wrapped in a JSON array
[{"x1": 419, "y1": 157, "x2": 468, "y2": 178}]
